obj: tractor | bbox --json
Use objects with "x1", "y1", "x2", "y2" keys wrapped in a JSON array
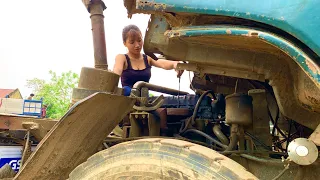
[{"x1": 0, "y1": 0, "x2": 319, "y2": 179}]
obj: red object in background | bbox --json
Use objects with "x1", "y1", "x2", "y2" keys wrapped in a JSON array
[
  {"x1": 41, "y1": 107, "x2": 47, "y2": 118},
  {"x1": 0, "y1": 89, "x2": 15, "y2": 98}
]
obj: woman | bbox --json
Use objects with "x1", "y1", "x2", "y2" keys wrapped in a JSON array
[{"x1": 113, "y1": 24, "x2": 183, "y2": 96}]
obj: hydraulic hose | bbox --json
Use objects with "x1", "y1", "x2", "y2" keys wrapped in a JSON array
[
  {"x1": 225, "y1": 133, "x2": 238, "y2": 151},
  {"x1": 239, "y1": 154, "x2": 285, "y2": 165},
  {"x1": 213, "y1": 124, "x2": 229, "y2": 145},
  {"x1": 191, "y1": 90, "x2": 216, "y2": 124},
  {"x1": 181, "y1": 129, "x2": 228, "y2": 149}
]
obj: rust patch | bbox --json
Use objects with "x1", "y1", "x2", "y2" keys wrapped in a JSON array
[
  {"x1": 137, "y1": 0, "x2": 171, "y2": 10},
  {"x1": 249, "y1": 31, "x2": 259, "y2": 36},
  {"x1": 306, "y1": 59, "x2": 320, "y2": 75},
  {"x1": 154, "y1": 3, "x2": 168, "y2": 10}
]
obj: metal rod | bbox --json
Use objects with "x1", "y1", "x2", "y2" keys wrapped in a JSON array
[
  {"x1": 234, "y1": 79, "x2": 239, "y2": 93},
  {"x1": 286, "y1": 119, "x2": 292, "y2": 150},
  {"x1": 89, "y1": 0, "x2": 108, "y2": 70},
  {"x1": 271, "y1": 164, "x2": 290, "y2": 180},
  {"x1": 245, "y1": 131, "x2": 272, "y2": 150},
  {"x1": 272, "y1": 107, "x2": 280, "y2": 136},
  {"x1": 132, "y1": 81, "x2": 189, "y2": 96},
  {"x1": 267, "y1": 107, "x2": 288, "y2": 139}
]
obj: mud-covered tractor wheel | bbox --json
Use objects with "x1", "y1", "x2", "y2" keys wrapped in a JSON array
[{"x1": 69, "y1": 138, "x2": 257, "y2": 180}]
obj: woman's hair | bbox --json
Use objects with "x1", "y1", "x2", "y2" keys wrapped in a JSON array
[{"x1": 122, "y1": 24, "x2": 141, "y2": 43}]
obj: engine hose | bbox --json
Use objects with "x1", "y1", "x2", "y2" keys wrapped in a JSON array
[
  {"x1": 180, "y1": 90, "x2": 216, "y2": 133},
  {"x1": 239, "y1": 154, "x2": 285, "y2": 165},
  {"x1": 213, "y1": 125, "x2": 229, "y2": 145},
  {"x1": 179, "y1": 117, "x2": 192, "y2": 133},
  {"x1": 222, "y1": 124, "x2": 240, "y2": 152},
  {"x1": 191, "y1": 90, "x2": 216, "y2": 124},
  {"x1": 181, "y1": 129, "x2": 228, "y2": 149},
  {"x1": 225, "y1": 133, "x2": 238, "y2": 151},
  {"x1": 219, "y1": 150, "x2": 286, "y2": 156}
]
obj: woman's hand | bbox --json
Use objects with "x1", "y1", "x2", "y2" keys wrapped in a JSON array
[
  {"x1": 176, "y1": 69, "x2": 184, "y2": 78},
  {"x1": 174, "y1": 61, "x2": 184, "y2": 78},
  {"x1": 149, "y1": 55, "x2": 184, "y2": 77}
]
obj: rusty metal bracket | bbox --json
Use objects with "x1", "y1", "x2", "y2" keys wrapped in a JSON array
[
  {"x1": 176, "y1": 63, "x2": 265, "y2": 81},
  {"x1": 122, "y1": 126, "x2": 131, "y2": 138},
  {"x1": 129, "y1": 112, "x2": 160, "y2": 137}
]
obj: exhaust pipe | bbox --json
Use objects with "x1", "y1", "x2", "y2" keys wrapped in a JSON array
[
  {"x1": 132, "y1": 81, "x2": 189, "y2": 96},
  {"x1": 72, "y1": 1, "x2": 120, "y2": 104},
  {"x1": 83, "y1": 0, "x2": 108, "y2": 70}
]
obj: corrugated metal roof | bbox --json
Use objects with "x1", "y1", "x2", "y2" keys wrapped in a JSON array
[{"x1": 0, "y1": 89, "x2": 15, "y2": 98}]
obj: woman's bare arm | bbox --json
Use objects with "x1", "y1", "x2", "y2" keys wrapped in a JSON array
[
  {"x1": 148, "y1": 56, "x2": 183, "y2": 77},
  {"x1": 148, "y1": 56, "x2": 178, "y2": 70},
  {"x1": 113, "y1": 54, "x2": 126, "y2": 76}
]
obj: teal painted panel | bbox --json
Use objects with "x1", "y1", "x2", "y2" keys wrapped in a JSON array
[
  {"x1": 166, "y1": 26, "x2": 320, "y2": 84},
  {"x1": 136, "y1": 0, "x2": 320, "y2": 59}
]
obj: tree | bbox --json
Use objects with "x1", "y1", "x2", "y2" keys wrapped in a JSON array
[{"x1": 26, "y1": 70, "x2": 79, "y2": 119}]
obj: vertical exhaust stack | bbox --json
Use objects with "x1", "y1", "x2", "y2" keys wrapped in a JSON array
[
  {"x1": 72, "y1": 0, "x2": 121, "y2": 104},
  {"x1": 87, "y1": 0, "x2": 108, "y2": 70}
]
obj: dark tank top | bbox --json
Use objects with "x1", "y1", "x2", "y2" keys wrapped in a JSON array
[{"x1": 121, "y1": 54, "x2": 151, "y2": 88}]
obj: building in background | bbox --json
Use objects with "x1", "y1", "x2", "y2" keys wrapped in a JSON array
[{"x1": 0, "y1": 88, "x2": 22, "y2": 99}]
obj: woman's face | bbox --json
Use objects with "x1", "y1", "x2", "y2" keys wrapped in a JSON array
[{"x1": 124, "y1": 30, "x2": 143, "y2": 55}]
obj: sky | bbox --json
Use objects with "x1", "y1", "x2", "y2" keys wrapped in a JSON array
[{"x1": 0, "y1": 1, "x2": 193, "y2": 98}]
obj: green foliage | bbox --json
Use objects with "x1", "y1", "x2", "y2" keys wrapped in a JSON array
[{"x1": 26, "y1": 70, "x2": 79, "y2": 119}]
